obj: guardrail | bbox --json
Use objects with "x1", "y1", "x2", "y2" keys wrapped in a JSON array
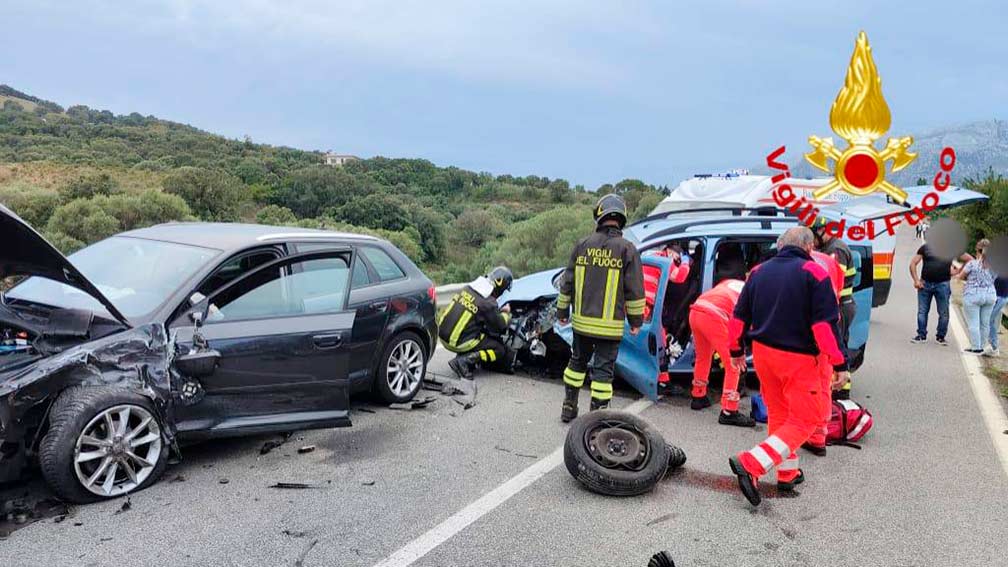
[{"x1": 434, "y1": 283, "x2": 466, "y2": 309}]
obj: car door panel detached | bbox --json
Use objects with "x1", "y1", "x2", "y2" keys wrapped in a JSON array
[{"x1": 172, "y1": 251, "x2": 355, "y2": 437}]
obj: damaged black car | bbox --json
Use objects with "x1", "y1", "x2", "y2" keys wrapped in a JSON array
[{"x1": 0, "y1": 207, "x2": 437, "y2": 502}]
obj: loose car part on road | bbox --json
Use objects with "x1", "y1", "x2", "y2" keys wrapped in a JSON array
[{"x1": 564, "y1": 410, "x2": 670, "y2": 496}]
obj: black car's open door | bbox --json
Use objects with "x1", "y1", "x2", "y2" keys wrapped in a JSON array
[{"x1": 171, "y1": 250, "x2": 355, "y2": 438}]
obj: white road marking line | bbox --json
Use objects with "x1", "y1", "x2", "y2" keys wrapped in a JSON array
[
  {"x1": 949, "y1": 304, "x2": 1008, "y2": 477},
  {"x1": 372, "y1": 397, "x2": 654, "y2": 567}
]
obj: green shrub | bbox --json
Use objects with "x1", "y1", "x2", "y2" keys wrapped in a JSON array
[
  {"x1": 162, "y1": 167, "x2": 245, "y2": 221},
  {"x1": 0, "y1": 184, "x2": 62, "y2": 226}
]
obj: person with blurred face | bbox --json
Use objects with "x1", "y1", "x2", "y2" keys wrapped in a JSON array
[{"x1": 958, "y1": 239, "x2": 997, "y2": 355}]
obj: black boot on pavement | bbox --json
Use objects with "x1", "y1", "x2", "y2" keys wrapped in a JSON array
[
  {"x1": 589, "y1": 398, "x2": 610, "y2": 411},
  {"x1": 691, "y1": 395, "x2": 712, "y2": 411},
  {"x1": 777, "y1": 469, "x2": 805, "y2": 492},
  {"x1": 728, "y1": 455, "x2": 761, "y2": 506},
  {"x1": 560, "y1": 385, "x2": 580, "y2": 423},
  {"x1": 448, "y1": 353, "x2": 479, "y2": 380},
  {"x1": 718, "y1": 411, "x2": 756, "y2": 428},
  {"x1": 801, "y1": 442, "x2": 827, "y2": 457}
]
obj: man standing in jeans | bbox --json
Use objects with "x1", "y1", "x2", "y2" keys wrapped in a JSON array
[{"x1": 909, "y1": 243, "x2": 953, "y2": 345}]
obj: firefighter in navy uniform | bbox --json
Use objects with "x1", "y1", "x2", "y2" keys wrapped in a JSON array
[
  {"x1": 812, "y1": 218, "x2": 856, "y2": 399},
  {"x1": 557, "y1": 194, "x2": 646, "y2": 422},
  {"x1": 438, "y1": 266, "x2": 515, "y2": 380}
]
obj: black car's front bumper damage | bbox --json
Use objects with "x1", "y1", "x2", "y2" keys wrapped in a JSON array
[{"x1": 0, "y1": 324, "x2": 176, "y2": 482}]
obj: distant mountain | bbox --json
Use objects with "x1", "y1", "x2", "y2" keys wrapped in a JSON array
[{"x1": 758, "y1": 120, "x2": 1008, "y2": 186}]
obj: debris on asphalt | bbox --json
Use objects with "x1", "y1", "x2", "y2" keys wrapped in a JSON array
[
  {"x1": 0, "y1": 496, "x2": 74, "y2": 538},
  {"x1": 440, "y1": 379, "x2": 477, "y2": 409},
  {"x1": 422, "y1": 374, "x2": 448, "y2": 391},
  {"x1": 282, "y1": 529, "x2": 309, "y2": 538},
  {"x1": 261, "y1": 440, "x2": 284, "y2": 455},
  {"x1": 114, "y1": 498, "x2": 131, "y2": 515},
  {"x1": 361, "y1": 480, "x2": 376, "y2": 486},
  {"x1": 219, "y1": 478, "x2": 230, "y2": 485},
  {"x1": 646, "y1": 513, "x2": 676, "y2": 527},
  {"x1": 269, "y1": 482, "x2": 324, "y2": 490},
  {"x1": 297, "y1": 445, "x2": 316, "y2": 454},
  {"x1": 389, "y1": 395, "x2": 438, "y2": 411},
  {"x1": 172, "y1": 475, "x2": 186, "y2": 482},
  {"x1": 493, "y1": 446, "x2": 537, "y2": 459},
  {"x1": 294, "y1": 538, "x2": 319, "y2": 567},
  {"x1": 356, "y1": 407, "x2": 377, "y2": 413}
]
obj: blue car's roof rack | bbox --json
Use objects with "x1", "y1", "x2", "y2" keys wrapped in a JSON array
[{"x1": 630, "y1": 206, "x2": 789, "y2": 228}]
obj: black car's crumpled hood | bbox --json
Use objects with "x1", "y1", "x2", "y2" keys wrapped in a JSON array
[
  {"x1": 0, "y1": 204, "x2": 128, "y2": 325},
  {"x1": 0, "y1": 324, "x2": 176, "y2": 444}
]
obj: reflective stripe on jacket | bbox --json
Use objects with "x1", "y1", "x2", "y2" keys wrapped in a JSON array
[
  {"x1": 690, "y1": 278, "x2": 744, "y2": 322},
  {"x1": 438, "y1": 285, "x2": 510, "y2": 352},
  {"x1": 556, "y1": 226, "x2": 645, "y2": 339}
]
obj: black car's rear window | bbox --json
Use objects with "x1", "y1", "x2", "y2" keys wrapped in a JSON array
[{"x1": 361, "y1": 247, "x2": 405, "y2": 281}]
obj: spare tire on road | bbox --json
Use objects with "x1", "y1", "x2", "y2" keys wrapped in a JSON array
[{"x1": 563, "y1": 410, "x2": 670, "y2": 497}]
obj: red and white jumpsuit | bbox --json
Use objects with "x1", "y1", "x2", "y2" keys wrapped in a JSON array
[
  {"x1": 728, "y1": 246, "x2": 847, "y2": 484},
  {"x1": 688, "y1": 279, "x2": 745, "y2": 411}
]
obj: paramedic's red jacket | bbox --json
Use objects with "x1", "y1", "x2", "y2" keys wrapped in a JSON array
[{"x1": 729, "y1": 246, "x2": 848, "y2": 372}]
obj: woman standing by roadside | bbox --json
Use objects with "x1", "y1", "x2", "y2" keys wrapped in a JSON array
[
  {"x1": 988, "y1": 272, "x2": 1008, "y2": 356},
  {"x1": 958, "y1": 239, "x2": 997, "y2": 355}
]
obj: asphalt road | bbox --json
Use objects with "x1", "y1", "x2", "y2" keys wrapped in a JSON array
[{"x1": 2, "y1": 229, "x2": 1007, "y2": 567}]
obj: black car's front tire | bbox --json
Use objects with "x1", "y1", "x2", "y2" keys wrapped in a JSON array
[
  {"x1": 39, "y1": 387, "x2": 168, "y2": 503},
  {"x1": 375, "y1": 331, "x2": 427, "y2": 404}
]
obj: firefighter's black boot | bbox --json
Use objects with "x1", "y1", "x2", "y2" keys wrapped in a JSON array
[
  {"x1": 560, "y1": 385, "x2": 580, "y2": 423},
  {"x1": 589, "y1": 397, "x2": 610, "y2": 411},
  {"x1": 449, "y1": 353, "x2": 478, "y2": 380}
]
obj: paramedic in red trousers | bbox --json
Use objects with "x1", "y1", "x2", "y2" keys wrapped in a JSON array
[
  {"x1": 803, "y1": 249, "x2": 847, "y2": 457},
  {"x1": 687, "y1": 277, "x2": 756, "y2": 427},
  {"x1": 812, "y1": 218, "x2": 856, "y2": 399},
  {"x1": 727, "y1": 227, "x2": 849, "y2": 506},
  {"x1": 556, "y1": 194, "x2": 646, "y2": 422}
]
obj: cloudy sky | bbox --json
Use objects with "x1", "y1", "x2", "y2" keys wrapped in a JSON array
[{"x1": 3, "y1": 1, "x2": 1006, "y2": 187}]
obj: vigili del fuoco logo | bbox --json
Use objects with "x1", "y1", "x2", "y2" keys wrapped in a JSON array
[{"x1": 765, "y1": 31, "x2": 957, "y2": 241}]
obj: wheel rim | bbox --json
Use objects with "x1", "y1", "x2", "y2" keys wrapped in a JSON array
[
  {"x1": 387, "y1": 339, "x2": 424, "y2": 397},
  {"x1": 73, "y1": 404, "x2": 162, "y2": 498},
  {"x1": 583, "y1": 419, "x2": 652, "y2": 471}
]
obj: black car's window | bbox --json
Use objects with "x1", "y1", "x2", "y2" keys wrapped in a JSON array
[
  {"x1": 199, "y1": 249, "x2": 280, "y2": 296},
  {"x1": 293, "y1": 242, "x2": 372, "y2": 289},
  {"x1": 361, "y1": 247, "x2": 405, "y2": 282},
  {"x1": 352, "y1": 254, "x2": 372, "y2": 289},
  {"x1": 209, "y1": 256, "x2": 351, "y2": 321}
]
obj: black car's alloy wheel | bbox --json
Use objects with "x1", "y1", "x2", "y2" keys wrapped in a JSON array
[
  {"x1": 375, "y1": 332, "x2": 426, "y2": 403},
  {"x1": 39, "y1": 387, "x2": 169, "y2": 503}
]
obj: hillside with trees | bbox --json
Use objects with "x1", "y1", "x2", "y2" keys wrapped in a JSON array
[{"x1": 0, "y1": 85, "x2": 668, "y2": 283}]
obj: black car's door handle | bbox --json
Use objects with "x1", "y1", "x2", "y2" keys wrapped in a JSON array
[
  {"x1": 370, "y1": 300, "x2": 389, "y2": 312},
  {"x1": 312, "y1": 333, "x2": 344, "y2": 349}
]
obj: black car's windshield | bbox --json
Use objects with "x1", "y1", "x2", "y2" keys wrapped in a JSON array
[{"x1": 7, "y1": 236, "x2": 219, "y2": 320}]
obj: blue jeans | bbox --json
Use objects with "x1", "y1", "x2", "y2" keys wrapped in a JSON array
[
  {"x1": 917, "y1": 281, "x2": 950, "y2": 340},
  {"x1": 963, "y1": 293, "x2": 996, "y2": 350},
  {"x1": 989, "y1": 296, "x2": 1008, "y2": 350}
]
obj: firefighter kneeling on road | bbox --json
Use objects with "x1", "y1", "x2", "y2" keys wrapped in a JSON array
[
  {"x1": 438, "y1": 266, "x2": 516, "y2": 380},
  {"x1": 557, "y1": 194, "x2": 645, "y2": 422}
]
